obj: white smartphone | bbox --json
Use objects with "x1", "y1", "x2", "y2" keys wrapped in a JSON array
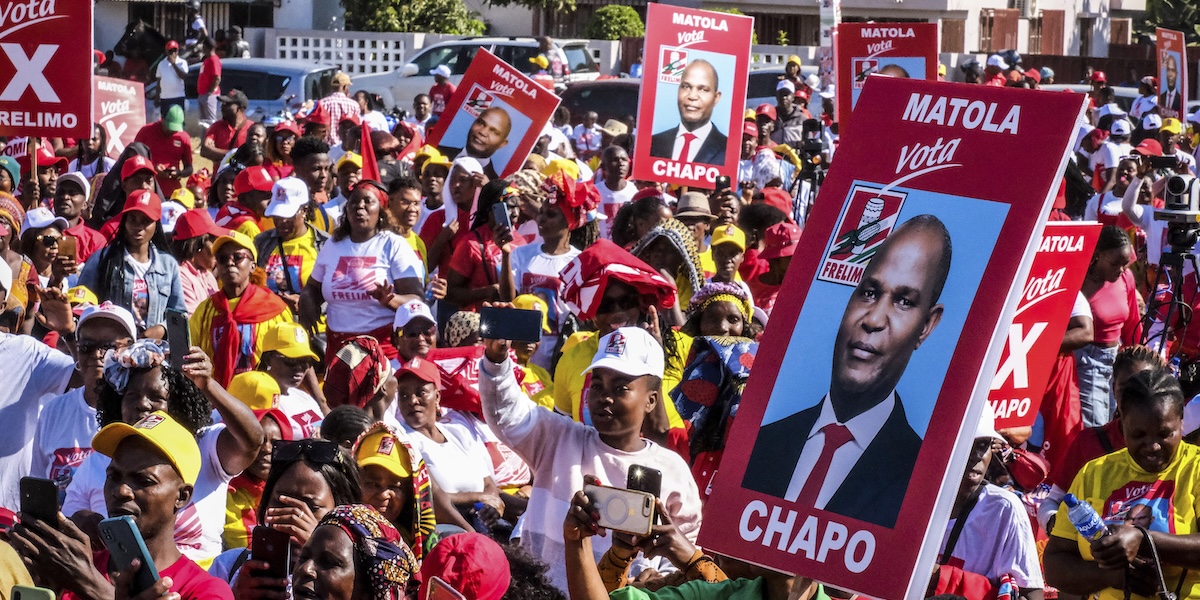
[{"x1": 583, "y1": 483, "x2": 655, "y2": 536}]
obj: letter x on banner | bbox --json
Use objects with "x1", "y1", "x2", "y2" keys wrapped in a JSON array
[{"x1": 0, "y1": 0, "x2": 93, "y2": 139}]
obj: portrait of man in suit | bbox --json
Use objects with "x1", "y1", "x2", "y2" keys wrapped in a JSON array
[
  {"x1": 742, "y1": 214, "x2": 952, "y2": 528},
  {"x1": 1160, "y1": 53, "x2": 1181, "y2": 115},
  {"x1": 437, "y1": 106, "x2": 512, "y2": 178},
  {"x1": 649, "y1": 59, "x2": 728, "y2": 165}
]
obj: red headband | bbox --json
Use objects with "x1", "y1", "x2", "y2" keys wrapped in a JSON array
[{"x1": 353, "y1": 179, "x2": 389, "y2": 208}]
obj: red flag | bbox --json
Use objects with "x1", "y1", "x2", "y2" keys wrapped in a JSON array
[{"x1": 360, "y1": 122, "x2": 381, "y2": 182}]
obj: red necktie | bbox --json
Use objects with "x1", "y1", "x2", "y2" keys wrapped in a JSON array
[
  {"x1": 677, "y1": 132, "x2": 697, "y2": 162},
  {"x1": 796, "y1": 424, "x2": 855, "y2": 507}
]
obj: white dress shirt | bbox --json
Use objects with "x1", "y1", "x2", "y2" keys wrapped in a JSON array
[
  {"x1": 671, "y1": 122, "x2": 712, "y2": 162},
  {"x1": 784, "y1": 392, "x2": 898, "y2": 507}
]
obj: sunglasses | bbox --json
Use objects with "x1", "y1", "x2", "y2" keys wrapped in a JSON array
[
  {"x1": 596, "y1": 293, "x2": 640, "y2": 315},
  {"x1": 272, "y1": 439, "x2": 341, "y2": 464},
  {"x1": 36, "y1": 234, "x2": 62, "y2": 248},
  {"x1": 216, "y1": 250, "x2": 254, "y2": 264},
  {"x1": 77, "y1": 339, "x2": 131, "y2": 356}
]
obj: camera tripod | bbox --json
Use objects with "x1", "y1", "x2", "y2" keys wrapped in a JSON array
[{"x1": 1140, "y1": 248, "x2": 1199, "y2": 357}]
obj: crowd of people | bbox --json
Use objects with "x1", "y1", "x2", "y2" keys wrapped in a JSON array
[{"x1": 3, "y1": 35, "x2": 1200, "y2": 600}]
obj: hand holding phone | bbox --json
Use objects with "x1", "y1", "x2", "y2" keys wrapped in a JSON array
[
  {"x1": 58, "y1": 236, "x2": 77, "y2": 262},
  {"x1": 99, "y1": 516, "x2": 159, "y2": 597},
  {"x1": 20, "y1": 477, "x2": 58, "y2": 527},
  {"x1": 250, "y1": 526, "x2": 291, "y2": 580},
  {"x1": 479, "y1": 306, "x2": 543, "y2": 343},
  {"x1": 583, "y1": 483, "x2": 655, "y2": 536},
  {"x1": 165, "y1": 309, "x2": 191, "y2": 368}
]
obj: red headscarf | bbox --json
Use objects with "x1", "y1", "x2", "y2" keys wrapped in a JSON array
[
  {"x1": 210, "y1": 284, "x2": 289, "y2": 386},
  {"x1": 558, "y1": 239, "x2": 678, "y2": 320},
  {"x1": 542, "y1": 171, "x2": 600, "y2": 231},
  {"x1": 392, "y1": 121, "x2": 424, "y2": 163}
]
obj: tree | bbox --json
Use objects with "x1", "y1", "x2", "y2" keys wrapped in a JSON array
[
  {"x1": 342, "y1": 0, "x2": 485, "y2": 34},
  {"x1": 586, "y1": 5, "x2": 645, "y2": 41},
  {"x1": 1136, "y1": 0, "x2": 1200, "y2": 43},
  {"x1": 484, "y1": 0, "x2": 574, "y2": 16},
  {"x1": 707, "y1": 7, "x2": 757, "y2": 44}
]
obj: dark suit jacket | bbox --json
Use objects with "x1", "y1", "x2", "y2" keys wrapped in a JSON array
[
  {"x1": 741, "y1": 397, "x2": 922, "y2": 529},
  {"x1": 1160, "y1": 90, "x2": 1182, "y2": 113},
  {"x1": 648, "y1": 126, "x2": 728, "y2": 165}
]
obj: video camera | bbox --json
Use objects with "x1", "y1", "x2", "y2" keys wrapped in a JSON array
[{"x1": 1154, "y1": 174, "x2": 1200, "y2": 249}]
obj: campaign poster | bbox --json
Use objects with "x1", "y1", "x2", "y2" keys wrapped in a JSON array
[
  {"x1": 818, "y1": 0, "x2": 840, "y2": 91},
  {"x1": 1157, "y1": 28, "x2": 1187, "y2": 120},
  {"x1": 988, "y1": 222, "x2": 1100, "y2": 430},
  {"x1": 836, "y1": 23, "x2": 937, "y2": 141},
  {"x1": 94, "y1": 77, "x2": 146, "y2": 158},
  {"x1": 0, "y1": 0, "x2": 93, "y2": 139},
  {"x1": 425, "y1": 49, "x2": 560, "y2": 180},
  {"x1": 699, "y1": 78, "x2": 1086, "y2": 599},
  {"x1": 630, "y1": 4, "x2": 753, "y2": 189}
]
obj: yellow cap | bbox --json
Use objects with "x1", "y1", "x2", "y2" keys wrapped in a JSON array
[
  {"x1": 413, "y1": 145, "x2": 441, "y2": 163},
  {"x1": 711, "y1": 224, "x2": 747, "y2": 252},
  {"x1": 938, "y1": 63, "x2": 947, "y2": 76},
  {"x1": 67, "y1": 285, "x2": 98, "y2": 306},
  {"x1": 262, "y1": 322, "x2": 320, "y2": 361},
  {"x1": 228, "y1": 371, "x2": 280, "y2": 410},
  {"x1": 335, "y1": 152, "x2": 363, "y2": 173},
  {"x1": 513, "y1": 294, "x2": 551, "y2": 333},
  {"x1": 93, "y1": 411, "x2": 201, "y2": 485},
  {"x1": 355, "y1": 424, "x2": 413, "y2": 478},
  {"x1": 171, "y1": 188, "x2": 196, "y2": 209},
  {"x1": 211, "y1": 230, "x2": 258, "y2": 262},
  {"x1": 530, "y1": 55, "x2": 549, "y2": 69},
  {"x1": 543, "y1": 157, "x2": 579, "y2": 181},
  {"x1": 422, "y1": 154, "x2": 452, "y2": 175},
  {"x1": 1162, "y1": 118, "x2": 1183, "y2": 135},
  {"x1": 787, "y1": 55, "x2": 801, "y2": 67},
  {"x1": 744, "y1": 108, "x2": 757, "y2": 121}
]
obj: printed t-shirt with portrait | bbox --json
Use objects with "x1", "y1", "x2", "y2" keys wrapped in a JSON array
[
  {"x1": 510, "y1": 243, "x2": 580, "y2": 367},
  {"x1": 310, "y1": 231, "x2": 425, "y2": 332},
  {"x1": 126, "y1": 251, "x2": 151, "y2": 329},
  {"x1": 264, "y1": 232, "x2": 319, "y2": 294}
]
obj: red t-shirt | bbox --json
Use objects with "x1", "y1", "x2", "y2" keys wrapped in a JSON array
[
  {"x1": 429, "y1": 82, "x2": 456, "y2": 116},
  {"x1": 204, "y1": 119, "x2": 249, "y2": 153},
  {"x1": 197, "y1": 55, "x2": 222, "y2": 96},
  {"x1": 448, "y1": 225, "x2": 524, "y2": 311},
  {"x1": 419, "y1": 207, "x2": 475, "y2": 277},
  {"x1": 1049, "y1": 420, "x2": 1125, "y2": 489},
  {"x1": 133, "y1": 123, "x2": 193, "y2": 196},
  {"x1": 61, "y1": 550, "x2": 234, "y2": 600},
  {"x1": 63, "y1": 222, "x2": 106, "y2": 263}
]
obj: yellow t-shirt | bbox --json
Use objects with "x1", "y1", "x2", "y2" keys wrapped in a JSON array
[
  {"x1": 1051, "y1": 443, "x2": 1200, "y2": 600},
  {"x1": 190, "y1": 294, "x2": 295, "y2": 375},
  {"x1": 520, "y1": 361, "x2": 555, "y2": 410},
  {"x1": 263, "y1": 231, "x2": 319, "y2": 293},
  {"x1": 400, "y1": 230, "x2": 428, "y2": 275},
  {"x1": 223, "y1": 476, "x2": 262, "y2": 550}
]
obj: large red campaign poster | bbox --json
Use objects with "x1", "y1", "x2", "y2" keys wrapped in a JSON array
[
  {"x1": 631, "y1": 4, "x2": 753, "y2": 189},
  {"x1": 0, "y1": 0, "x2": 92, "y2": 139},
  {"x1": 94, "y1": 77, "x2": 146, "y2": 158},
  {"x1": 989, "y1": 222, "x2": 1100, "y2": 430},
  {"x1": 425, "y1": 49, "x2": 560, "y2": 179},
  {"x1": 700, "y1": 78, "x2": 1086, "y2": 599},
  {"x1": 836, "y1": 23, "x2": 937, "y2": 141},
  {"x1": 1157, "y1": 28, "x2": 1187, "y2": 120}
]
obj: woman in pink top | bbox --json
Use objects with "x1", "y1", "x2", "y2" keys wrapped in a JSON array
[
  {"x1": 170, "y1": 209, "x2": 225, "y2": 314},
  {"x1": 1076, "y1": 225, "x2": 1142, "y2": 428}
]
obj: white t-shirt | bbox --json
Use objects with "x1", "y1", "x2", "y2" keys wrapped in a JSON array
[
  {"x1": 1083, "y1": 191, "x2": 1123, "y2": 222},
  {"x1": 0, "y1": 333, "x2": 75, "y2": 511},
  {"x1": 416, "y1": 201, "x2": 443, "y2": 236},
  {"x1": 363, "y1": 111, "x2": 389, "y2": 132},
  {"x1": 278, "y1": 388, "x2": 323, "y2": 439},
  {"x1": 156, "y1": 56, "x2": 188, "y2": 100},
  {"x1": 596, "y1": 180, "x2": 635, "y2": 239},
  {"x1": 1130, "y1": 95, "x2": 1158, "y2": 120},
  {"x1": 62, "y1": 425, "x2": 234, "y2": 564},
  {"x1": 401, "y1": 420, "x2": 493, "y2": 494},
  {"x1": 510, "y1": 243, "x2": 581, "y2": 369},
  {"x1": 310, "y1": 232, "x2": 425, "y2": 332},
  {"x1": 571, "y1": 124, "x2": 602, "y2": 154},
  {"x1": 1090, "y1": 141, "x2": 1132, "y2": 173},
  {"x1": 1071, "y1": 291, "x2": 1092, "y2": 320},
  {"x1": 69, "y1": 157, "x2": 116, "y2": 179},
  {"x1": 938, "y1": 484, "x2": 1044, "y2": 588},
  {"x1": 323, "y1": 193, "x2": 348, "y2": 229},
  {"x1": 31, "y1": 387, "x2": 97, "y2": 506}
]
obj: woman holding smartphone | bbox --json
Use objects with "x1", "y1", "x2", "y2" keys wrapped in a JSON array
[{"x1": 443, "y1": 179, "x2": 521, "y2": 312}]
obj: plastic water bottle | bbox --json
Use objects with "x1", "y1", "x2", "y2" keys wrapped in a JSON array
[
  {"x1": 1063, "y1": 493, "x2": 1108, "y2": 540},
  {"x1": 469, "y1": 501, "x2": 490, "y2": 534}
]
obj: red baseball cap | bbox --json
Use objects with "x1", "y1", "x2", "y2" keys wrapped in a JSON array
[
  {"x1": 273, "y1": 121, "x2": 302, "y2": 139},
  {"x1": 755, "y1": 103, "x2": 778, "y2": 121},
  {"x1": 173, "y1": 209, "x2": 229, "y2": 241},
  {"x1": 233, "y1": 166, "x2": 275, "y2": 196},
  {"x1": 121, "y1": 190, "x2": 163, "y2": 221},
  {"x1": 304, "y1": 102, "x2": 331, "y2": 126},
  {"x1": 759, "y1": 221, "x2": 803, "y2": 260},
  {"x1": 758, "y1": 187, "x2": 794, "y2": 217},
  {"x1": 1133, "y1": 138, "x2": 1164, "y2": 157},
  {"x1": 121, "y1": 155, "x2": 156, "y2": 179},
  {"x1": 1090, "y1": 70, "x2": 1107, "y2": 83},
  {"x1": 396, "y1": 356, "x2": 440, "y2": 386},
  {"x1": 19, "y1": 146, "x2": 67, "y2": 176},
  {"x1": 743, "y1": 121, "x2": 759, "y2": 139},
  {"x1": 339, "y1": 112, "x2": 361, "y2": 126},
  {"x1": 165, "y1": 40, "x2": 179, "y2": 51},
  {"x1": 1024, "y1": 68, "x2": 1041, "y2": 84},
  {"x1": 418, "y1": 533, "x2": 510, "y2": 600}
]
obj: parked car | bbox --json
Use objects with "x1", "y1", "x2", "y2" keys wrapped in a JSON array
[
  {"x1": 146, "y1": 58, "x2": 337, "y2": 135},
  {"x1": 1039, "y1": 84, "x2": 1138, "y2": 114},
  {"x1": 746, "y1": 66, "x2": 818, "y2": 110},
  {"x1": 354, "y1": 37, "x2": 600, "y2": 111},
  {"x1": 557, "y1": 78, "x2": 641, "y2": 127}
]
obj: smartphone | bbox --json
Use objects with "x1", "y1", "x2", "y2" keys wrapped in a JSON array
[
  {"x1": 626, "y1": 465, "x2": 662, "y2": 498},
  {"x1": 583, "y1": 483, "x2": 655, "y2": 536},
  {"x1": 1149, "y1": 155, "x2": 1182, "y2": 170},
  {"x1": 98, "y1": 516, "x2": 159, "y2": 597},
  {"x1": 250, "y1": 525, "x2": 291, "y2": 580},
  {"x1": 11, "y1": 586, "x2": 55, "y2": 600},
  {"x1": 492, "y1": 201, "x2": 512, "y2": 231},
  {"x1": 714, "y1": 175, "x2": 731, "y2": 193},
  {"x1": 19, "y1": 477, "x2": 58, "y2": 526},
  {"x1": 58, "y1": 236, "x2": 77, "y2": 262},
  {"x1": 427, "y1": 576, "x2": 467, "y2": 600},
  {"x1": 478, "y1": 306, "x2": 543, "y2": 343},
  {"x1": 165, "y1": 309, "x2": 190, "y2": 367}
]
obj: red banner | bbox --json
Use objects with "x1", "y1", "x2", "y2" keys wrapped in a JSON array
[
  {"x1": 988, "y1": 222, "x2": 1100, "y2": 430},
  {"x1": 0, "y1": 0, "x2": 92, "y2": 139},
  {"x1": 1156, "y1": 28, "x2": 1187, "y2": 120},
  {"x1": 836, "y1": 22, "x2": 938, "y2": 141},
  {"x1": 630, "y1": 4, "x2": 753, "y2": 189},
  {"x1": 699, "y1": 78, "x2": 1086, "y2": 598},
  {"x1": 94, "y1": 77, "x2": 146, "y2": 158},
  {"x1": 425, "y1": 49, "x2": 560, "y2": 180}
]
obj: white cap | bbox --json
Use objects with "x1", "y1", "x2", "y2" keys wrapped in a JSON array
[
  {"x1": 583, "y1": 327, "x2": 664, "y2": 380},
  {"x1": 1185, "y1": 395, "x2": 1200, "y2": 438},
  {"x1": 986, "y1": 54, "x2": 1009, "y2": 70},
  {"x1": 57, "y1": 172, "x2": 91, "y2": 200},
  {"x1": 752, "y1": 306, "x2": 769, "y2": 327},
  {"x1": 393, "y1": 299, "x2": 435, "y2": 330},
  {"x1": 975, "y1": 402, "x2": 1004, "y2": 441},
  {"x1": 0, "y1": 256, "x2": 11, "y2": 299},
  {"x1": 818, "y1": 84, "x2": 835, "y2": 100},
  {"x1": 776, "y1": 79, "x2": 796, "y2": 93},
  {"x1": 21, "y1": 206, "x2": 68, "y2": 236},
  {"x1": 265, "y1": 177, "x2": 309, "y2": 219},
  {"x1": 805, "y1": 74, "x2": 820, "y2": 90},
  {"x1": 1143, "y1": 113, "x2": 1163, "y2": 131},
  {"x1": 430, "y1": 65, "x2": 452, "y2": 78},
  {"x1": 1110, "y1": 118, "x2": 1133, "y2": 136},
  {"x1": 78, "y1": 301, "x2": 137, "y2": 340},
  {"x1": 1189, "y1": 110, "x2": 1200, "y2": 126},
  {"x1": 160, "y1": 200, "x2": 187, "y2": 233}
]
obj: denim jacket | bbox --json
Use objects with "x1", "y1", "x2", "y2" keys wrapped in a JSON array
[{"x1": 78, "y1": 244, "x2": 185, "y2": 331}]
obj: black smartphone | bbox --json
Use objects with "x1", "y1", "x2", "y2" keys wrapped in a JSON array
[
  {"x1": 165, "y1": 309, "x2": 190, "y2": 367},
  {"x1": 19, "y1": 477, "x2": 58, "y2": 526},
  {"x1": 250, "y1": 525, "x2": 291, "y2": 580},
  {"x1": 626, "y1": 465, "x2": 662, "y2": 497},
  {"x1": 714, "y1": 175, "x2": 731, "y2": 193},
  {"x1": 478, "y1": 306, "x2": 543, "y2": 343},
  {"x1": 1149, "y1": 155, "x2": 1182, "y2": 170},
  {"x1": 492, "y1": 201, "x2": 512, "y2": 231}
]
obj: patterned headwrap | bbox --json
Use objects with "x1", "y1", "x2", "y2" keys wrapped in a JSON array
[
  {"x1": 508, "y1": 168, "x2": 545, "y2": 203},
  {"x1": 317, "y1": 504, "x2": 419, "y2": 600},
  {"x1": 324, "y1": 336, "x2": 393, "y2": 410},
  {"x1": 630, "y1": 218, "x2": 705, "y2": 302},
  {"x1": 103, "y1": 339, "x2": 168, "y2": 393},
  {"x1": 445, "y1": 311, "x2": 480, "y2": 348},
  {"x1": 0, "y1": 192, "x2": 24, "y2": 236},
  {"x1": 542, "y1": 170, "x2": 600, "y2": 231},
  {"x1": 352, "y1": 422, "x2": 438, "y2": 561},
  {"x1": 687, "y1": 281, "x2": 753, "y2": 322}
]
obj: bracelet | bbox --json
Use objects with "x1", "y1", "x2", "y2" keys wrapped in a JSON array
[{"x1": 684, "y1": 551, "x2": 713, "y2": 573}]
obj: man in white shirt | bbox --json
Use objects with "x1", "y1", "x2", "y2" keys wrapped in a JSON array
[
  {"x1": 156, "y1": 41, "x2": 188, "y2": 117},
  {"x1": 743, "y1": 215, "x2": 952, "y2": 528},
  {"x1": 648, "y1": 60, "x2": 727, "y2": 165},
  {"x1": 1092, "y1": 119, "x2": 1134, "y2": 194},
  {"x1": 403, "y1": 94, "x2": 433, "y2": 136},
  {"x1": 596, "y1": 146, "x2": 634, "y2": 239}
]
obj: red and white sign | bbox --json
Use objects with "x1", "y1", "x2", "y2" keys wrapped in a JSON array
[
  {"x1": 425, "y1": 49, "x2": 560, "y2": 179},
  {"x1": 836, "y1": 22, "x2": 938, "y2": 140},
  {"x1": 988, "y1": 222, "x2": 1100, "y2": 430},
  {"x1": 94, "y1": 76, "x2": 146, "y2": 158},
  {"x1": 631, "y1": 4, "x2": 753, "y2": 189},
  {"x1": 0, "y1": 0, "x2": 93, "y2": 139},
  {"x1": 1157, "y1": 28, "x2": 1187, "y2": 120},
  {"x1": 700, "y1": 78, "x2": 1086, "y2": 599}
]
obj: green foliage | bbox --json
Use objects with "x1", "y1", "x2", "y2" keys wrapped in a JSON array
[
  {"x1": 776, "y1": 30, "x2": 789, "y2": 46},
  {"x1": 707, "y1": 7, "x2": 757, "y2": 44},
  {"x1": 1136, "y1": 0, "x2": 1200, "y2": 43},
  {"x1": 484, "y1": 0, "x2": 574, "y2": 14},
  {"x1": 585, "y1": 5, "x2": 645, "y2": 41},
  {"x1": 342, "y1": 0, "x2": 485, "y2": 34}
]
